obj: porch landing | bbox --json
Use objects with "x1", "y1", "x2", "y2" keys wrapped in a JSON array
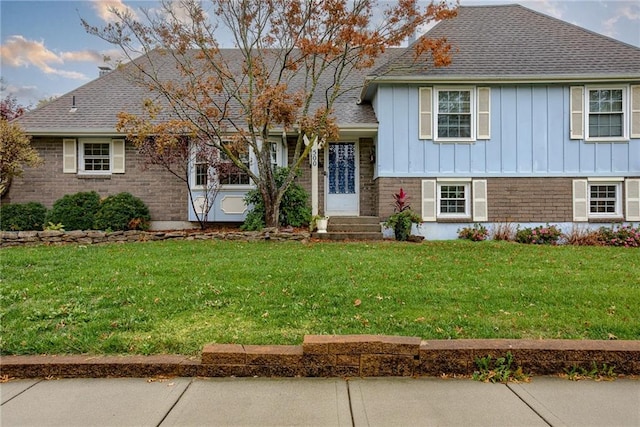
[{"x1": 312, "y1": 216, "x2": 383, "y2": 241}]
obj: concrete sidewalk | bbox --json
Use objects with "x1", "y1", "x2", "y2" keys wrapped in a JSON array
[{"x1": 2, "y1": 377, "x2": 638, "y2": 426}]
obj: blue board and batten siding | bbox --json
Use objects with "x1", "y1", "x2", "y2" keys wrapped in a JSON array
[{"x1": 374, "y1": 84, "x2": 640, "y2": 177}]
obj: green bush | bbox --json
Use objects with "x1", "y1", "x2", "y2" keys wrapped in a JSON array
[
  {"x1": 241, "y1": 167, "x2": 311, "y2": 230},
  {"x1": 0, "y1": 202, "x2": 47, "y2": 231},
  {"x1": 45, "y1": 191, "x2": 101, "y2": 231},
  {"x1": 94, "y1": 192, "x2": 150, "y2": 231},
  {"x1": 597, "y1": 225, "x2": 640, "y2": 247},
  {"x1": 458, "y1": 224, "x2": 489, "y2": 241},
  {"x1": 515, "y1": 224, "x2": 562, "y2": 245}
]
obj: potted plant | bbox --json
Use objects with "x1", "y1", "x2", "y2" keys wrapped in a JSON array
[
  {"x1": 310, "y1": 214, "x2": 329, "y2": 233},
  {"x1": 384, "y1": 188, "x2": 422, "y2": 241}
]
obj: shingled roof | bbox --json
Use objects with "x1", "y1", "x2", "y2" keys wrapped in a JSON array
[
  {"x1": 367, "y1": 4, "x2": 640, "y2": 85},
  {"x1": 16, "y1": 48, "x2": 388, "y2": 134}
]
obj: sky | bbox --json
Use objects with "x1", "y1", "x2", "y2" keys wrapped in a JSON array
[{"x1": 1, "y1": 0, "x2": 639, "y2": 107}]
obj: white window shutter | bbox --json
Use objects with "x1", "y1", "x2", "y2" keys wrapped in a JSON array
[
  {"x1": 472, "y1": 179, "x2": 488, "y2": 222},
  {"x1": 477, "y1": 87, "x2": 491, "y2": 140},
  {"x1": 63, "y1": 138, "x2": 77, "y2": 173},
  {"x1": 572, "y1": 179, "x2": 588, "y2": 221},
  {"x1": 421, "y1": 179, "x2": 437, "y2": 221},
  {"x1": 112, "y1": 139, "x2": 125, "y2": 173},
  {"x1": 570, "y1": 86, "x2": 584, "y2": 140},
  {"x1": 625, "y1": 179, "x2": 640, "y2": 221},
  {"x1": 631, "y1": 85, "x2": 640, "y2": 139},
  {"x1": 419, "y1": 87, "x2": 433, "y2": 140}
]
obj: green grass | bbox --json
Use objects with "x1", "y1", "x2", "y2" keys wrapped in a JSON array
[{"x1": 1, "y1": 240, "x2": 639, "y2": 356}]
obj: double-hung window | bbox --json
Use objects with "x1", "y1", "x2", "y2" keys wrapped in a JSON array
[
  {"x1": 588, "y1": 89, "x2": 624, "y2": 139},
  {"x1": 82, "y1": 142, "x2": 110, "y2": 172},
  {"x1": 436, "y1": 89, "x2": 473, "y2": 140},
  {"x1": 422, "y1": 179, "x2": 487, "y2": 222},
  {"x1": 437, "y1": 181, "x2": 471, "y2": 218},
  {"x1": 570, "y1": 85, "x2": 640, "y2": 141},
  {"x1": 420, "y1": 86, "x2": 490, "y2": 141},
  {"x1": 65, "y1": 138, "x2": 125, "y2": 175},
  {"x1": 589, "y1": 181, "x2": 622, "y2": 218},
  {"x1": 573, "y1": 178, "x2": 626, "y2": 221},
  {"x1": 194, "y1": 153, "x2": 209, "y2": 188}
]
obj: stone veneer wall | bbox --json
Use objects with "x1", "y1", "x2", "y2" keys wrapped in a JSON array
[
  {"x1": 3, "y1": 137, "x2": 187, "y2": 222},
  {"x1": 375, "y1": 177, "x2": 577, "y2": 222}
]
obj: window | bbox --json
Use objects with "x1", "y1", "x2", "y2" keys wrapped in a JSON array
[
  {"x1": 219, "y1": 142, "x2": 250, "y2": 186},
  {"x1": 419, "y1": 87, "x2": 490, "y2": 141},
  {"x1": 437, "y1": 89, "x2": 473, "y2": 139},
  {"x1": 83, "y1": 143, "x2": 110, "y2": 172},
  {"x1": 437, "y1": 181, "x2": 470, "y2": 218},
  {"x1": 72, "y1": 139, "x2": 125, "y2": 175},
  {"x1": 571, "y1": 86, "x2": 633, "y2": 141},
  {"x1": 575, "y1": 178, "x2": 639, "y2": 221},
  {"x1": 194, "y1": 154, "x2": 209, "y2": 188},
  {"x1": 589, "y1": 182, "x2": 621, "y2": 217},
  {"x1": 422, "y1": 179, "x2": 486, "y2": 222},
  {"x1": 588, "y1": 89, "x2": 624, "y2": 138}
]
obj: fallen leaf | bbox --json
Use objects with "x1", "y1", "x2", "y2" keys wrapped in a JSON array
[{"x1": 354, "y1": 299, "x2": 361, "y2": 307}]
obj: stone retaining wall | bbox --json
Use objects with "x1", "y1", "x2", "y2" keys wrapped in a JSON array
[
  {"x1": 0, "y1": 229, "x2": 310, "y2": 247},
  {"x1": 2, "y1": 335, "x2": 639, "y2": 378}
]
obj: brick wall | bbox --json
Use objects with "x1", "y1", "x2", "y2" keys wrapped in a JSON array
[
  {"x1": 3, "y1": 137, "x2": 187, "y2": 222},
  {"x1": 375, "y1": 177, "x2": 574, "y2": 222},
  {"x1": 375, "y1": 177, "x2": 422, "y2": 220},
  {"x1": 487, "y1": 178, "x2": 573, "y2": 222}
]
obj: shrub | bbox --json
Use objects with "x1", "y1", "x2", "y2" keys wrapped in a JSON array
[
  {"x1": 46, "y1": 191, "x2": 101, "y2": 231},
  {"x1": 565, "y1": 227, "x2": 603, "y2": 246},
  {"x1": 242, "y1": 167, "x2": 311, "y2": 230},
  {"x1": 491, "y1": 222, "x2": 516, "y2": 241},
  {"x1": 458, "y1": 224, "x2": 489, "y2": 241},
  {"x1": 0, "y1": 202, "x2": 47, "y2": 231},
  {"x1": 597, "y1": 225, "x2": 640, "y2": 248},
  {"x1": 515, "y1": 224, "x2": 562, "y2": 245},
  {"x1": 384, "y1": 188, "x2": 422, "y2": 241},
  {"x1": 94, "y1": 192, "x2": 150, "y2": 231}
]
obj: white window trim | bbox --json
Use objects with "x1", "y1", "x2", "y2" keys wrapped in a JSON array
[
  {"x1": 78, "y1": 139, "x2": 115, "y2": 175},
  {"x1": 436, "y1": 179, "x2": 471, "y2": 219},
  {"x1": 587, "y1": 178, "x2": 623, "y2": 219},
  {"x1": 269, "y1": 139, "x2": 288, "y2": 169},
  {"x1": 434, "y1": 86, "x2": 477, "y2": 143},
  {"x1": 190, "y1": 146, "x2": 209, "y2": 191},
  {"x1": 584, "y1": 85, "x2": 629, "y2": 142}
]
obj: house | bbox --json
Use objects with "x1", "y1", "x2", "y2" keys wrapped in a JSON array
[{"x1": 6, "y1": 4, "x2": 640, "y2": 238}]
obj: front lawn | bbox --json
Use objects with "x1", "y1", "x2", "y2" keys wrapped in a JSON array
[{"x1": 1, "y1": 240, "x2": 638, "y2": 356}]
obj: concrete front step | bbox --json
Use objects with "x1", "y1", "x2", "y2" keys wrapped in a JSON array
[
  {"x1": 313, "y1": 216, "x2": 383, "y2": 240},
  {"x1": 329, "y1": 224, "x2": 381, "y2": 233},
  {"x1": 327, "y1": 216, "x2": 380, "y2": 225},
  {"x1": 313, "y1": 232, "x2": 384, "y2": 241}
]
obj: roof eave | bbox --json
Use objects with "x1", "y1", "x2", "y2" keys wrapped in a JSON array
[
  {"x1": 26, "y1": 129, "x2": 123, "y2": 137},
  {"x1": 361, "y1": 73, "x2": 640, "y2": 100}
]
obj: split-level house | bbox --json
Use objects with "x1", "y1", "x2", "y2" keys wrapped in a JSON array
[{"x1": 7, "y1": 5, "x2": 640, "y2": 238}]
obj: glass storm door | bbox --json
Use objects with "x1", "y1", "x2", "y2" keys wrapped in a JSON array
[{"x1": 325, "y1": 142, "x2": 358, "y2": 216}]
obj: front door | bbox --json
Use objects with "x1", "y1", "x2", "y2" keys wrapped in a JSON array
[{"x1": 325, "y1": 142, "x2": 359, "y2": 216}]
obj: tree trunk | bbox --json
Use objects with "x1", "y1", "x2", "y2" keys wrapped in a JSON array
[{"x1": 261, "y1": 185, "x2": 280, "y2": 229}]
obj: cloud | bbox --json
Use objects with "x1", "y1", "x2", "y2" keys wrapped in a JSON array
[
  {"x1": 61, "y1": 50, "x2": 105, "y2": 63},
  {"x1": 0, "y1": 35, "x2": 113, "y2": 80},
  {"x1": 91, "y1": 0, "x2": 139, "y2": 23},
  {"x1": 602, "y1": 3, "x2": 640, "y2": 39}
]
